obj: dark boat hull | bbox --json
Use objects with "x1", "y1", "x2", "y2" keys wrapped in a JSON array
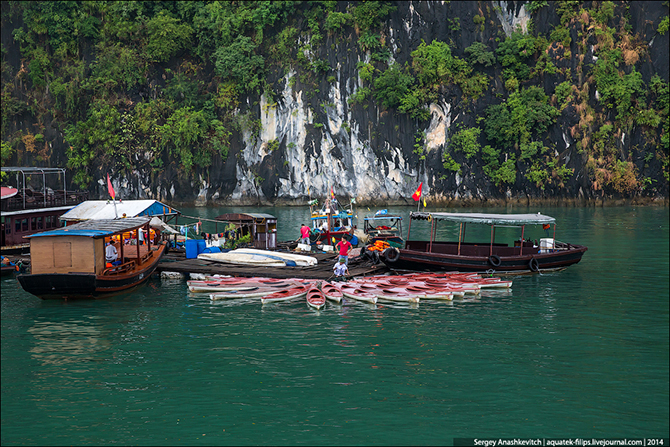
[
  {"x1": 383, "y1": 245, "x2": 588, "y2": 273},
  {"x1": 17, "y1": 245, "x2": 165, "y2": 299},
  {"x1": 1, "y1": 264, "x2": 17, "y2": 276}
]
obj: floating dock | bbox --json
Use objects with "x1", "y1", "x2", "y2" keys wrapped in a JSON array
[{"x1": 156, "y1": 250, "x2": 389, "y2": 280}]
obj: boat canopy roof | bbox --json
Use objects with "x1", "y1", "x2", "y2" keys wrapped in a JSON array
[
  {"x1": 26, "y1": 217, "x2": 151, "y2": 239},
  {"x1": 364, "y1": 215, "x2": 402, "y2": 221},
  {"x1": 61, "y1": 200, "x2": 179, "y2": 221},
  {"x1": 410, "y1": 212, "x2": 555, "y2": 226},
  {"x1": 215, "y1": 213, "x2": 275, "y2": 222}
]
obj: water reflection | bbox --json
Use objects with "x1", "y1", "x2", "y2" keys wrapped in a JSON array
[{"x1": 28, "y1": 319, "x2": 110, "y2": 366}]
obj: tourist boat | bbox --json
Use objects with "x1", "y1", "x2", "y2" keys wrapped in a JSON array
[
  {"x1": 380, "y1": 212, "x2": 587, "y2": 273},
  {"x1": 17, "y1": 217, "x2": 166, "y2": 299},
  {"x1": 363, "y1": 210, "x2": 404, "y2": 248},
  {"x1": 307, "y1": 196, "x2": 356, "y2": 246},
  {"x1": 260, "y1": 285, "x2": 309, "y2": 304},
  {"x1": 306, "y1": 285, "x2": 326, "y2": 310},
  {"x1": 321, "y1": 282, "x2": 343, "y2": 303},
  {"x1": 1, "y1": 167, "x2": 88, "y2": 253}
]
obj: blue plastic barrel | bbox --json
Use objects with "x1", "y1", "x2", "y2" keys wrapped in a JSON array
[
  {"x1": 185, "y1": 240, "x2": 198, "y2": 259},
  {"x1": 196, "y1": 240, "x2": 206, "y2": 255},
  {"x1": 201, "y1": 246, "x2": 221, "y2": 254}
]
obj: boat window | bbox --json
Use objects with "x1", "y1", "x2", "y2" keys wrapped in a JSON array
[
  {"x1": 31, "y1": 217, "x2": 37, "y2": 231},
  {"x1": 15, "y1": 219, "x2": 21, "y2": 233},
  {"x1": 4, "y1": 217, "x2": 10, "y2": 234},
  {"x1": 21, "y1": 219, "x2": 29, "y2": 232},
  {"x1": 37, "y1": 217, "x2": 43, "y2": 230}
]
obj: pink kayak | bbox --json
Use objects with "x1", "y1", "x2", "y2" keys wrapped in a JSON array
[
  {"x1": 334, "y1": 284, "x2": 378, "y2": 304},
  {"x1": 321, "y1": 283, "x2": 343, "y2": 303},
  {"x1": 306, "y1": 285, "x2": 326, "y2": 310},
  {"x1": 261, "y1": 285, "x2": 309, "y2": 304}
]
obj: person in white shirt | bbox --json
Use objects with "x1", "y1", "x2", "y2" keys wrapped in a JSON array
[
  {"x1": 333, "y1": 258, "x2": 348, "y2": 281},
  {"x1": 105, "y1": 242, "x2": 118, "y2": 263}
]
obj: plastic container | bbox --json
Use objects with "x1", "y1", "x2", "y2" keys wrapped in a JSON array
[
  {"x1": 185, "y1": 240, "x2": 198, "y2": 259},
  {"x1": 539, "y1": 238, "x2": 555, "y2": 253},
  {"x1": 196, "y1": 240, "x2": 207, "y2": 255},
  {"x1": 297, "y1": 243, "x2": 311, "y2": 252},
  {"x1": 202, "y1": 246, "x2": 221, "y2": 254}
]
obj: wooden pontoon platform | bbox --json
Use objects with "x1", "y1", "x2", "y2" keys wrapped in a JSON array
[{"x1": 156, "y1": 250, "x2": 388, "y2": 280}]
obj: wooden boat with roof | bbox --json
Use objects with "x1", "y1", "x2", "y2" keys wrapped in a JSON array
[
  {"x1": 17, "y1": 217, "x2": 166, "y2": 299},
  {"x1": 381, "y1": 212, "x2": 587, "y2": 273}
]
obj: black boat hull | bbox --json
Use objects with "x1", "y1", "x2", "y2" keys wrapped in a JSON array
[{"x1": 383, "y1": 245, "x2": 588, "y2": 273}]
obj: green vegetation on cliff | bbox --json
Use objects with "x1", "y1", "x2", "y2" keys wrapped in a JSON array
[{"x1": 1, "y1": 1, "x2": 668, "y2": 200}]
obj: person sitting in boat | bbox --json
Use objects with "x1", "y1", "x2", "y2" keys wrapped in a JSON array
[
  {"x1": 336, "y1": 236, "x2": 353, "y2": 265},
  {"x1": 333, "y1": 258, "x2": 348, "y2": 281},
  {"x1": 299, "y1": 223, "x2": 311, "y2": 245},
  {"x1": 105, "y1": 242, "x2": 120, "y2": 266}
]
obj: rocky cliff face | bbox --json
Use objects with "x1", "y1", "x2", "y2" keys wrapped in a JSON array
[{"x1": 1, "y1": 1, "x2": 668, "y2": 206}]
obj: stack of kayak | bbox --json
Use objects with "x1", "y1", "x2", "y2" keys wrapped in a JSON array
[
  {"x1": 197, "y1": 248, "x2": 318, "y2": 267},
  {"x1": 186, "y1": 272, "x2": 512, "y2": 307}
]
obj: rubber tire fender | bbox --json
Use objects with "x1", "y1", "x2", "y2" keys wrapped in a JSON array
[
  {"x1": 488, "y1": 255, "x2": 501, "y2": 267},
  {"x1": 383, "y1": 247, "x2": 400, "y2": 263},
  {"x1": 528, "y1": 257, "x2": 540, "y2": 272}
]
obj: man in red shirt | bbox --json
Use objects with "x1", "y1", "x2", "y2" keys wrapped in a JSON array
[
  {"x1": 335, "y1": 236, "x2": 353, "y2": 265},
  {"x1": 300, "y1": 223, "x2": 311, "y2": 244}
]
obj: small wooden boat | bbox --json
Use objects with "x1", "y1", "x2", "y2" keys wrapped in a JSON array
[
  {"x1": 198, "y1": 251, "x2": 286, "y2": 267},
  {"x1": 17, "y1": 217, "x2": 165, "y2": 299},
  {"x1": 306, "y1": 284, "x2": 326, "y2": 310},
  {"x1": 260, "y1": 285, "x2": 309, "y2": 304},
  {"x1": 321, "y1": 283, "x2": 343, "y2": 303},
  {"x1": 1, "y1": 256, "x2": 18, "y2": 276}
]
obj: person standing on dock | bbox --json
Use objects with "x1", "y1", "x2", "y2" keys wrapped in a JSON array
[
  {"x1": 336, "y1": 236, "x2": 352, "y2": 265},
  {"x1": 300, "y1": 223, "x2": 310, "y2": 245}
]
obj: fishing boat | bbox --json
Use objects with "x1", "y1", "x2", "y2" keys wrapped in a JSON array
[
  {"x1": 307, "y1": 195, "x2": 356, "y2": 246},
  {"x1": 306, "y1": 284, "x2": 326, "y2": 310},
  {"x1": 381, "y1": 212, "x2": 587, "y2": 273},
  {"x1": 321, "y1": 282, "x2": 343, "y2": 303},
  {"x1": 1, "y1": 256, "x2": 17, "y2": 276},
  {"x1": 363, "y1": 210, "x2": 403, "y2": 248},
  {"x1": 260, "y1": 285, "x2": 309, "y2": 304},
  {"x1": 17, "y1": 217, "x2": 166, "y2": 299}
]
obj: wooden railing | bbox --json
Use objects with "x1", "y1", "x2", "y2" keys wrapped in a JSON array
[
  {"x1": 102, "y1": 260, "x2": 136, "y2": 276},
  {"x1": 1, "y1": 190, "x2": 89, "y2": 211}
]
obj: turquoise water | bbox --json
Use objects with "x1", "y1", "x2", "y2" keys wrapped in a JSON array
[{"x1": 2, "y1": 206, "x2": 668, "y2": 445}]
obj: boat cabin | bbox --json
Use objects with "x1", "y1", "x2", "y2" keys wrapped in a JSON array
[
  {"x1": 27, "y1": 217, "x2": 154, "y2": 276},
  {"x1": 363, "y1": 210, "x2": 403, "y2": 248},
  {"x1": 214, "y1": 213, "x2": 277, "y2": 250}
]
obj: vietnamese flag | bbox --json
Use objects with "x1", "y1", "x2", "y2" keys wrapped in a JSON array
[
  {"x1": 411, "y1": 182, "x2": 423, "y2": 201},
  {"x1": 330, "y1": 186, "x2": 335, "y2": 199},
  {"x1": 107, "y1": 173, "x2": 115, "y2": 199}
]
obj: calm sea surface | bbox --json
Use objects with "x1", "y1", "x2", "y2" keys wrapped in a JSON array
[{"x1": 2, "y1": 205, "x2": 668, "y2": 445}]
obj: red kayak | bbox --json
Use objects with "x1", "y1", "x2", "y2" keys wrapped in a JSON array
[{"x1": 306, "y1": 285, "x2": 326, "y2": 310}]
